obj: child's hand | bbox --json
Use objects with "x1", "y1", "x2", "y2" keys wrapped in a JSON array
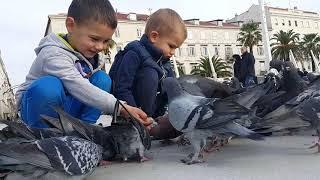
[{"x1": 120, "y1": 104, "x2": 152, "y2": 126}]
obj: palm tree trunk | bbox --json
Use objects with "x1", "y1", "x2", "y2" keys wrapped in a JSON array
[{"x1": 249, "y1": 46, "x2": 253, "y2": 54}]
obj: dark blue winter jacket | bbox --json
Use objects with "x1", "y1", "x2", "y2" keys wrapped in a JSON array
[{"x1": 109, "y1": 34, "x2": 174, "y2": 117}]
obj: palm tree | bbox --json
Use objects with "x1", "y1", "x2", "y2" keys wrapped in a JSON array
[
  {"x1": 299, "y1": 33, "x2": 320, "y2": 71},
  {"x1": 190, "y1": 56, "x2": 232, "y2": 78},
  {"x1": 270, "y1": 29, "x2": 300, "y2": 61},
  {"x1": 237, "y1": 21, "x2": 262, "y2": 53}
]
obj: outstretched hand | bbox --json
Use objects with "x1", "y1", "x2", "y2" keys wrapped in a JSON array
[{"x1": 119, "y1": 104, "x2": 152, "y2": 126}]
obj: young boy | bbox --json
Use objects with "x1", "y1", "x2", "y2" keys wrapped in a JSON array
[
  {"x1": 109, "y1": 8, "x2": 187, "y2": 139},
  {"x1": 16, "y1": 0, "x2": 150, "y2": 128}
]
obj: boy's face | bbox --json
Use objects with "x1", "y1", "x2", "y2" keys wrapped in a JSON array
[
  {"x1": 149, "y1": 29, "x2": 185, "y2": 59},
  {"x1": 66, "y1": 17, "x2": 115, "y2": 59}
]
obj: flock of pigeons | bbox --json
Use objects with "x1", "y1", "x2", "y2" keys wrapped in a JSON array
[
  {"x1": 0, "y1": 105, "x2": 151, "y2": 179},
  {"x1": 0, "y1": 59, "x2": 320, "y2": 178}
]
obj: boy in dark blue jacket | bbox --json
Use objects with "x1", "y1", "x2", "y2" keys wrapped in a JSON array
[
  {"x1": 110, "y1": 8, "x2": 187, "y2": 139},
  {"x1": 110, "y1": 9, "x2": 186, "y2": 117}
]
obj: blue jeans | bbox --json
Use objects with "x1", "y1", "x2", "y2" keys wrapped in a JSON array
[
  {"x1": 20, "y1": 70, "x2": 112, "y2": 128},
  {"x1": 244, "y1": 75, "x2": 256, "y2": 87}
]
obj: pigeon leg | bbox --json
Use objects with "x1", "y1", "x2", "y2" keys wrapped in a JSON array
[
  {"x1": 223, "y1": 136, "x2": 233, "y2": 145},
  {"x1": 308, "y1": 137, "x2": 320, "y2": 153},
  {"x1": 204, "y1": 136, "x2": 219, "y2": 153},
  {"x1": 99, "y1": 160, "x2": 112, "y2": 166},
  {"x1": 140, "y1": 156, "x2": 151, "y2": 162},
  {"x1": 181, "y1": 138, "x2": 206, "y2": 165},
  {"x1": 138, "y1": 148, "x2": 150, "y2": 162}
]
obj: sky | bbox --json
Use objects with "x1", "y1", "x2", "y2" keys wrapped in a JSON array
[{"x1": 0, "y1": 0, "x2": 319, "y2": 86}]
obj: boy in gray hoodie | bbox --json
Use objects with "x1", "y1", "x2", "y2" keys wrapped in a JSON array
[{"x1": 16, "y1": 0, "x2": 151, "y2": 128}]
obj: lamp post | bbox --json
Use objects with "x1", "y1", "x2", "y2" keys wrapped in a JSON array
[
  {"x1": 172, "y1": 55, "x2": 180, "y2": 78},
  {"x1": 207, "y1": 51, "x2": 217, "y2": 79},
  {"x1": 258, "y1": 0, "x2": 272, "y2": 71}
]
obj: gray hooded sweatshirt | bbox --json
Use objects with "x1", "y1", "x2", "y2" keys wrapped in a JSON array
[{"x1": 16, "y1": 33, "x2": 117, "y2": 114}]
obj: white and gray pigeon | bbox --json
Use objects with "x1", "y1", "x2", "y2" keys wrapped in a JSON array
[
  {"x1": 162, "y1": 77, "x2": 264, "y2": 164},
  {"x1": 0, "y1": 136, "x2": 102, "y2": 178}
]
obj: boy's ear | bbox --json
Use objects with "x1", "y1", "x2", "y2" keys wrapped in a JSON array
[
  {"x1": 149, "y1": 31, "x2": 160, "y2": 43},
  {"x1": 65, "y1": 17, "x2": 76, "y2": 33}
]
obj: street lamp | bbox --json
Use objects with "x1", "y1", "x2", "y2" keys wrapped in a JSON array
[{"x1": 258, "y1": 0, "x2": 272, "y2": 71}]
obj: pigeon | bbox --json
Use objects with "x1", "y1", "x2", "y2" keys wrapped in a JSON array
[
  {"x1": 51, "y1": 105, "x2": 151, "y2": 162},
  {"x1": 225, "y1": 72, "x2": 278, "y2": 111},
  {"x1": 162, "y1": 77, "x2": 264, "y2": 164},
  {"x1": 296, "y1": 97, "x2": 320, "y2": 152},
  {"x1": 178, "y1": 75, "x2": 233, "y2": 98},
  {"x1": 0, "y1": 119, "x2": 64, "y2": 143},
  {"x1": 252, "y1": 61, "x2": 308, "y2": 117},
  {"x1": 104, "y1": 119, "x2": 149, "y2": 162},
  {"x1": 0, "y1": 136, "x2": 102, "y2": 178}
]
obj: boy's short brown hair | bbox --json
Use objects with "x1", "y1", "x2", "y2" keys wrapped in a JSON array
[
  {"x1": 145, "y1": 9, "x2": 187, "y2": 39},
  {"x1": 67, "y1": 0, "x2": 117, "y2": 29}
]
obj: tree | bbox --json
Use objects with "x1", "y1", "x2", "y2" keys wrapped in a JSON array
[
  {"x1": 270, "y1": 29, "x2": 300, "y2": 61},
  {"x1": 190, "y1": 56, "x2": 232, "y2": 78},
  {"x1": 299, "y1": 33, "x2": 320, "y2": 71},
  {"x1": 237, "y1": 21, "x2": 262, "y2": 53}
]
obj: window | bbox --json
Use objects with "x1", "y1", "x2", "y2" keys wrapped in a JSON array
[
  {"x1": 259, "y1": 61, "x2": 266, "y2": 72},
  {"x1": 282, "y1": 19, "x2": 285, "y2": 26},
  {"x1": 214, "y1": 46, "x2": 219, "y2": 56},
  {"x1": 188, "y1": 45, "x2": 196, "y2": 56},
  {"x1": 137, "y1": 29, "x2": 142, "y2": 38},
  {"x1": 257, "y1": 46, "x2": 264, "y2": 56},
  {"x1": 300, "y1": 21, "x2": 304, "y2": 27},
  {"x1": 212, "y1": 32, "x2": 217, "y2": 40},
  {"x1": 225, "y1": 46, "x2": 233, "y2": 60},
  {"x1": 200, "y1": 45, "x2": 208, "y2": 56},
  {"x1": 187, "y1": 31, "x2": 193, "y2": 40},
  {"x1": 306, "y1": 21, "x2": 310, "y2": 28},
  {"x1": 175, "y1": 48, "x2": 183, "y2": 57},
  {"x1": 288, "y1": 20, "x2": 292, "y2": 26},
  {"x1": 274, "y1": 18, "x2": 278, "y2": 25},
  {"x1": 115, "y1": 28, "x2": 120, "y2": 37},
  {"x1": 315, "y1": 22, "x2": 319, "y2": 29},
  {"x1": 295, "y1": 20, "x2": 298, "y2": 27}
]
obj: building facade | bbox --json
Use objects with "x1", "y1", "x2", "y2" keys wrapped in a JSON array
[
  {"x1": 229, "y1": 5, "x2": 320, "y2": 71},
  {"x1": 0, "y1": 50, "x2": 16, "y2": 119},
  {"x1": 45, "y1": 12, "x2": 268, "y2": 76}
]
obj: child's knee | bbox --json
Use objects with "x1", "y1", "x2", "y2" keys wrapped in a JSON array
[
  {"x1": 90, "y1": 70, "x2": 112, "y2": 92},
  {"x1": 27, "y1": 76, "x2": 64, "y2": 102}
]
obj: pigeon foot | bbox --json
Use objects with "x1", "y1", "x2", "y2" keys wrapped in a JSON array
[
  {"x1": 99, "y1": 160, "x2": 112, "y2": 166},
  {"x1": 308, "y1": 137, "x2": 320, "y2": 153}
]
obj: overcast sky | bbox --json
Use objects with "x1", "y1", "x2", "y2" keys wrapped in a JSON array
[{"x1": 0, "y1": 0, "x2": 319, "y2": 85}]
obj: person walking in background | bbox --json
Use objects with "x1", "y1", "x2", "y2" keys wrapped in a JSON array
[
  {"x1": 240, "y1": 47, "x2": 257, "y2": 87},
  {"x1": 232, "y1": 54, "x2": 242, "y2": 83}
]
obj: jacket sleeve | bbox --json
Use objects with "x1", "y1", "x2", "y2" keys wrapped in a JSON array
[
  {"x1": 113, "y1": 50, "x2": 141, "y2": 106},
  {"x1": 41, "y1": 49, "x2": 117, "y2": 115}
]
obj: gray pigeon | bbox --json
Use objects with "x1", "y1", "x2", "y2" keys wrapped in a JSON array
[
  {"x1": 104, "y1": 120, "x2": 149, "y2": 162},
  {"x1": 0, "y1": 119, "x2": 64, "y2": 142},
  {"x1": 0, "y1": 136, "x2": 102, "y2": 178},
  {"x1": 52, "y1": 106, "x2": 151, "y2": 162},
  {"x1": 296, "y1": 97, "x2": 320, "y2": 152},
  {"x1": 178, "y1": 75, "x2": 233, "y2": 98},
  {"x1": 162, "y1": 77, "x2": 264, "y2": 164}
]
